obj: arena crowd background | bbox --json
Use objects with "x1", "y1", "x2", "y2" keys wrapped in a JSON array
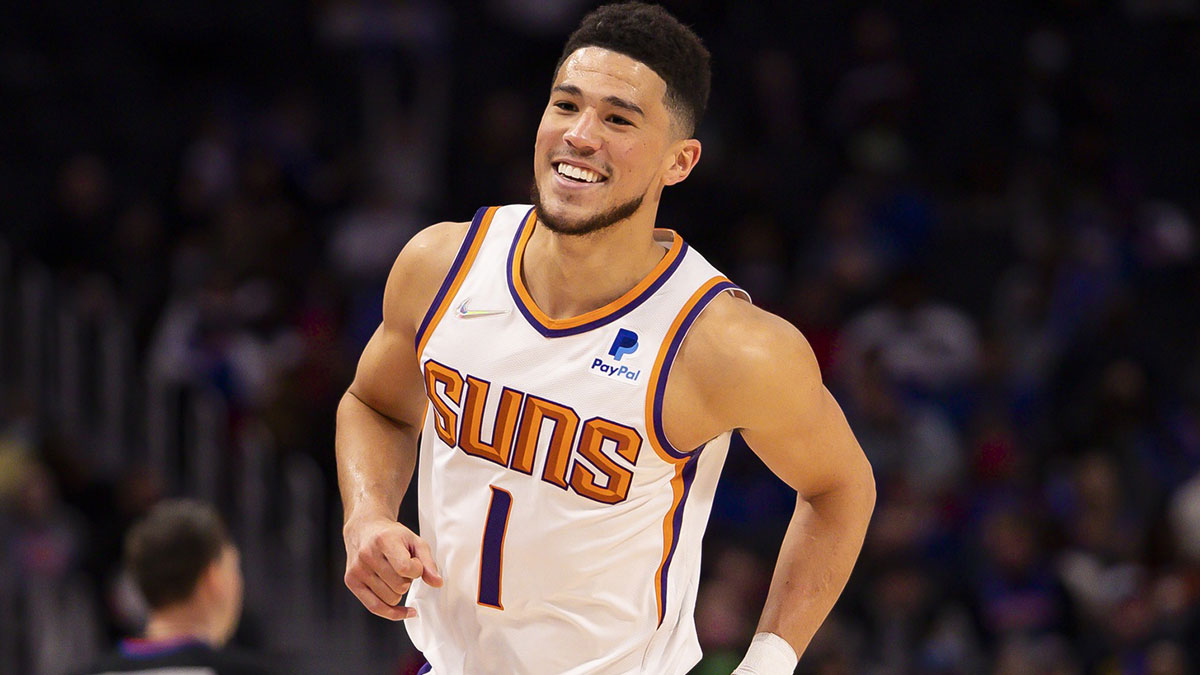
[{"x1": 2, "y1": 1, "x2": 1200, "y2": 673}]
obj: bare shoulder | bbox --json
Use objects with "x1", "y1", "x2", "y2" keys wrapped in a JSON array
[
  {"x1": 383, "y1": 220, "x2": 473, "y2": 334},
  {"x1": 681, "y1": 292, "x2": 820, "y2": 382},
  {"x1": 672, "y1": 292, "x2": 822, "y2": 430},
  {"x1": 386, "y1": 220, "x2": 472, "y2": 294},
  {"x1": 671, "y1": 292, "x2": 871, "y2": 499},
  {"x1": 348, "y1": 219, "x2": 472, "y2": 422}
]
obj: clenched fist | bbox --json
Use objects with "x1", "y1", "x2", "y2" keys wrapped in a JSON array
[{"x1": 343, "y1": 517, "x2": 444, "y2": 620}]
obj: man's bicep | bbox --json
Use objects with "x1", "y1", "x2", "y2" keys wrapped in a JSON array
[
  {"x1": 736, "y1": 329, "x2": 871, "y2": 498},
  {"x1": 348, "y1": 322, "x2": 428, "y2": 430},
  {"x1": 346, "y1": 220, "x2": 470, "y2": 429},
  {"x1": 347, "y1": 248, "x2": 432, "y2": 429}
]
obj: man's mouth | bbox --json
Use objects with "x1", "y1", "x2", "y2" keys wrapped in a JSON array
[{"x1": 554, "y1": 162, "x2": 606, "y2": 184}]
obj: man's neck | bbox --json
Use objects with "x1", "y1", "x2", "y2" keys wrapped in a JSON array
[
  {"x1": 144, "y1": 607, "x2": 219, "y2": 646},
  {"x1": 522, "y1": 215, "x2": 667, "y2": 320}
]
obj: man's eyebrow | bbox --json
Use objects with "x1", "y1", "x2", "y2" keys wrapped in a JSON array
[
  {"x1": 551, "y1": 84, "x2": 645, "y2": 117},
  {"x1": 602, "y1": 96, "x2": 644, "y2": 117},
  {"x1": 552, "y1": 84, "x2": 583, "y2": 97}
]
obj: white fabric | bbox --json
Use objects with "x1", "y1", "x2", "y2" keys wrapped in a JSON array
[
  {"x1": 731, "y1": 632, "x2": 799, "y2": 675},
  {"x1": 407, "y1": 204, "x2": 745, "y2": 674}
]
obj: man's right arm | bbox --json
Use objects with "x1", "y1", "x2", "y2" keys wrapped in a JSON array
[{"x1": 336, "y1": 220, "x2": 470, "y2": 620}]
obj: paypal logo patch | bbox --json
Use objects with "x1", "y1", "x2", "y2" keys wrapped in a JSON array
[
  {"x1": 590, "y1": 359, "x2": 641, "y2": 382},
  {"x1": 588, "y1": 328, "x2": 642, "y2": 386},
  {"x1": 608, "y1": 329, "x2": 639, "y2": 361}
]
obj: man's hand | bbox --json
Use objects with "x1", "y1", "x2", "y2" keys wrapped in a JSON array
[{"x1": 343, "y1": 517, "x2": 444, "y2": 620}]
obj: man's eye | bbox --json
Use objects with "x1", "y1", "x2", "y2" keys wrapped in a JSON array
[
  {"x1": 609, "y1": 115, "x2": 632, "y2": 126},
  {"x1": 554, "y1": 102, "x2": 577, "y2": 111}
]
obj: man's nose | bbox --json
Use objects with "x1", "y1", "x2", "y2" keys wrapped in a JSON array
[{"x1": 563, "y1": 110, "x2": 602, "y2": 154}]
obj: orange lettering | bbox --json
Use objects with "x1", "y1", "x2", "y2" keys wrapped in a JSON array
[
  {"x1": 570, "y1": 418, "x2": 642, "y2": 504},
  {"x1": 423, "y1": 361, "x2": 464, "y2": 447},
  {"x1": 510, "y1": 396, "x2": 581, "y2": 487},
  {"x1": 459, "y1": 376, "x2": 522, "y2": 467}
]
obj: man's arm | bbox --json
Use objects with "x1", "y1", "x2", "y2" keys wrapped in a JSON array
[
  {"x1": 669, "y1": 295, "x2": 876, "y2": 668},
  {"x1": 336, "y1": 220, "x2": 469, "y2": 620}
]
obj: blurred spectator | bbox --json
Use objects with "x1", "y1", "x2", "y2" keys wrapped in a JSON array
[
  {"x1": 972, "y1": 507, "x2": 1072, "y2": 644},
  {"x1": 842, "y1": 348, "x2": 964, "y2": 496},
  {"x1": 1, "y1": 456, "x2": 100, "y2": 675},
  {"x1": 29, "y1": 155, "x2": 115, "y2": 278},
  {"x1": 804, "y1": 186, "x2": 891, "y2": 304},
  {"x1": 829, "y1": 8, "x2": 916, "y2": 139},
  {"x1": 858, "y1": 559, "x2": 980, "y2": 673},
  {"x1": 76, "y1": 499, "x2": 274, "y2": 675},
  {"x1": 838, "y1": 268, "x2": 982, "y2": 422}
]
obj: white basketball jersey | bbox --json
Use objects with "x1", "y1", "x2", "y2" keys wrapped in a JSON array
[{"x1": 407, "y1": 205, "x2": 748, "y2": 674}]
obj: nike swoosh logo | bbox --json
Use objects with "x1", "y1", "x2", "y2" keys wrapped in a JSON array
[{"x1": 456, "y1": 299, "x2": 511, "y2": 318}]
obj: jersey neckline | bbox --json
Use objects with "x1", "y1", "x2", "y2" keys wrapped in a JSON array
[
  {"x1": 506, "y1": 207, "x2": 689, "y2": 338},
  {"x1": 120, "y1": 636, "x2": 212, "y2": 658}
]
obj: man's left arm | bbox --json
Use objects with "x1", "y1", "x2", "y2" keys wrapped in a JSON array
[{"x1": 698, "y1": 304, "x2": 876, "y2": 671}]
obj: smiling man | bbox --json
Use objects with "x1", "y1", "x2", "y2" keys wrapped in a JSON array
[{"x1": 336, "y1": 4, "x2": 875, "y2": 674}]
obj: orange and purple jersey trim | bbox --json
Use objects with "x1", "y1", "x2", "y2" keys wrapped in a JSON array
[
  {"x1": 506, "y1": 207, "x2": 689, "y2": 338},
  {"x1": 645, "y1": 275, "x2": 742, "y2": 625},
  {"x1": 415, "y1": 205, "x2": 498, "y2": 357}
]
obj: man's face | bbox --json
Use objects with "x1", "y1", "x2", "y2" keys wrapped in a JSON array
[{"x1": 533, "y1": 47, "x2": 684, "y2": 235}]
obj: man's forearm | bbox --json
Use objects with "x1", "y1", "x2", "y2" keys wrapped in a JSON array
[
  {"x1": 336, "y1": 390, "x2": 420, "y2": 524},
  {"x1": 756, "y1": 479, "x2": 875, "y2": 659}
]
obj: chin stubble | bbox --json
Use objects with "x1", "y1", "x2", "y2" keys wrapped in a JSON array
[{"x1": 530, "y1": 181, "x2": 645, "y2": 237}]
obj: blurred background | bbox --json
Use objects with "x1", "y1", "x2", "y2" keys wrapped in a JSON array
[{"x1": 2, "y1": 0, "x2": 1200, "y2": 673}]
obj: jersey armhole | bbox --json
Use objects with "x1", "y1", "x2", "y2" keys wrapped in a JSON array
[
  {"x1": 644, "y1": 277, "x2": 747, "y2": 462},
  {"x1": 414, "y1": 206, "x2": 498, "y2": 358}
]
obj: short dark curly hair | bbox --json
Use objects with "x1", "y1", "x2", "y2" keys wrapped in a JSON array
[
  {"x1": 126, "y1": 499, "x2": 230, "y2": 609},
  {"x1": 556, "y1": 2, "x2": 711, "y2": 136}
]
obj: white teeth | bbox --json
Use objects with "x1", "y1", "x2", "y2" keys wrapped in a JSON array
[{"x1": 556, "y1": 163, "x2": 602, "y2": 183}]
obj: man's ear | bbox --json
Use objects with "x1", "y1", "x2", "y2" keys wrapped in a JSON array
[{"x1": 662, "y1": 139, "x2": 702, "y2": 187}]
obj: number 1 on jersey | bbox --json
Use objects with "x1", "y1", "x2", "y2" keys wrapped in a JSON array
[{"x1": 478, "y1": 485, "x2": 512, "y2": 609}]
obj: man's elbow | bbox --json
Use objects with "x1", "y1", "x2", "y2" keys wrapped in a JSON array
[
  {"x1": 854, "y1": 455, "x2": 877, "y2": 519},
  {"x1": 797, "y1": 454, "x2": 876, "y2": 521},
  {"x1": 822, "y1": 455, "x2": 876, "y2": 523}
]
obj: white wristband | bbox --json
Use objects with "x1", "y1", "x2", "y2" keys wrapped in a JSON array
[{"x1": 731, "y1": 632, "x2": 799, "y2": 674}]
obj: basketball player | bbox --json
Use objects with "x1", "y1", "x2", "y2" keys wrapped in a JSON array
[
  {"x1": 337, "y1": 4, "x2": 875, "y2": 673},
  {"x1": 78, "y1": 499, "x2": 273, "y2": 675}
]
